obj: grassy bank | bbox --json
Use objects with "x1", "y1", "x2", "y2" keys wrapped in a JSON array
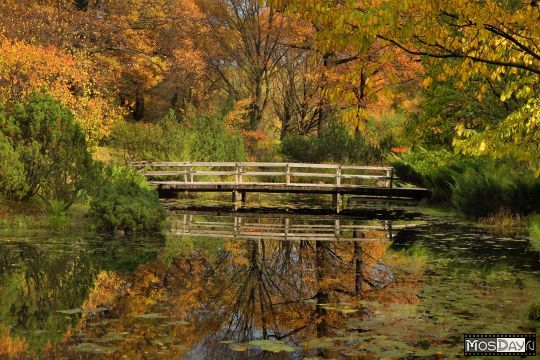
[{"x1": 0, "y1": 199, "x2": 92, "y2": 233}]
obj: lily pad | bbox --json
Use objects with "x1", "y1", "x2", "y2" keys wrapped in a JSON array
[
  {"x1": 133, "y1": 313, "x2": 167, "y2": 319},
  {"x1": 71, "y1": 343, "x2": 118, "y2": 355},
  {"x1": 57, "y1": 308, "x2": 82, "y2": 315},
  {"x1": 166, "y1": 320, "x2": 189, "y2": 326},
  {"x1": 248, "y1": 339, "x2": 296, "y2": 353},
  {"x1": 95, "y1": 332, "x2": 124, "y2": 343},
  {"x1": 229, "y1": 343, "x2": 249, "y2": 352},
  {"x1": 85, "y1": 307, "x2": 108, "y2": 314}
]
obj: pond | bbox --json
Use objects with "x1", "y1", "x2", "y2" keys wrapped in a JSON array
[{"x1": 0, "y1": 202, "x2": 539, "y2": 358}]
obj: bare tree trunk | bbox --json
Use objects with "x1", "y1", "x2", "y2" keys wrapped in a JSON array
[
  {"x1": 317, "y1": 54, "x2": 332, "y2": 135},
  {"x1": 133, "y1": 86, "x2": 144, "y2": 120}
]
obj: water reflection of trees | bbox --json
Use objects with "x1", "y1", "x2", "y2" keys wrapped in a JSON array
[
  {"x1": 0, "y1": 236, "x2": 164, "y2": 353},
  {"x1": 0, "y1": 242, "x2": 95, "y2": 350},
  {"x1": 50, "y1": 224, "x2": 395, "y2": 358}
]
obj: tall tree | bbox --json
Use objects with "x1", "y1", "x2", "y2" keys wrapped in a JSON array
[
  {"x1": 273, "y1": 0, "x2": 539, "y2": 170},
  {"x1": 270, "y1": 0, "x2": 422, "y2": 134},
  {"x1": 199, "y1": 0, "x2": 290, "y2": 130}
]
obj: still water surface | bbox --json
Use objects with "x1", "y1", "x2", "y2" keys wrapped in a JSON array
[{"x1": 1, "y1": 204, "x2": 539, "y2": 358}]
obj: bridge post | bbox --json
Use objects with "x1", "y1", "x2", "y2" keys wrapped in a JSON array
[
  {"x1": 286, "y1": 163, "x2": 291, "y2": 184},
  {"x1": 332, "y1": 192, "x2": 342, "y2": 213},
  {"x1": 240, "y1": 191, "x2": 246, "y2": 206},
  {"x1": 386, "y1": 168, "x2": 393, "y2": 188},
  {"x1": 232, "y1": 190, "x2": 246, "y2": 208},
  {"x1": 238, "y1": 164, "x2": 243, "y2": 183}
]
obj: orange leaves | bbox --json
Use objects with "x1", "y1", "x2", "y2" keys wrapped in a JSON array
[
  {"x1": 224, "y1": 98, "x2": 252, "y2": 132},
  {"x1": 0, "y1": 36, "x2": 123, "y2": 142},
  {"x1": 0, "y1": 328, "x2": 28, "y2": 358},
  {"x1": 82, "y1": 271, "x2": 127, "y2": 315}
]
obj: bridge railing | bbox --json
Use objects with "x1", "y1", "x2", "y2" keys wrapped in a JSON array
[{"x1": 131, "y1": 161, "x2": 395, "y2": 188}]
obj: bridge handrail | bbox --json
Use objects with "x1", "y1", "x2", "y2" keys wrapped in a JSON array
[
  {"x1": 132, "y1": 161, "x2": 395, "y2": 188},
  {"x1": 131, "y1": 161, "x2": 392, "y2": 171}
]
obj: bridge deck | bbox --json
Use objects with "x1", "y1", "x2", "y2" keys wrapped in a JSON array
[{"x1": 151, "y1": 181, "x2": 428, "y2": 199}]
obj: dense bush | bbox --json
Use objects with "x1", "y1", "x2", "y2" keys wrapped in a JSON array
[
  {"x1": 281, "y1": 120, "x2": 381, "y2": 164},
  {"x1": 389, "y1": 148, "x2": 482, "y2": 202},
  {"x1": 188, "y1": 114, "x2": 246, "y2": 161},
  {"x1": 0, "y1": 92, "x2": 95, "y2": 208},
  {"x1": 109, "y1": 110, "x2": 246, "y2": 162},
  {"x1": 391, "y1": 148, "x2": 540, "y2": 217},
  {"x1": 89, "y1": 166, "x2": 165, "y2": 233},
  {"x1": 452, "y1": 165, "x2": 540, "y2": 218},
  {"x1": 451, "y1": 169, "x2": 504, "y2": 218},
  {"x1": 0, "y1": 132, "x2": 27, "y2": 198}
]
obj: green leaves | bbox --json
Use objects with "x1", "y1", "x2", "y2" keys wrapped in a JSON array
[
  {"x1": 0, "y1": 91, "x2": 95, "y2": 207},
  {"x1": 89, "y1": 165, "x2": 165, "y2": 233}
]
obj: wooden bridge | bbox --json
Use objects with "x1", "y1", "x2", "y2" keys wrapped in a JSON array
[{"x1": 133, "y1": 161, "x2": 429, "y2": 212}]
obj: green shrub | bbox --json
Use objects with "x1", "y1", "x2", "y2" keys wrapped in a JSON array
[
  {"x1": 280, "y1": 135, "x2": 314, "y2": 163},
  {"x1": 501, "y1": 175, "x2": 540, "y2": 215},
  {"x1": 365, "y1": 111, "x2": 408, "y2": 153},
  {"x1": 389, "y1": 148, "x2": 481, "y2": 202},
  {"x1": 89, "y1": 166, "x2": 165, "y2": 233},
  {"x1": 0, "y1": 132, "x2": 27, "y2": 199},
  {"x1": 46, "y1": 199, "x2": 69, "y2": 233},
  {"x1": 281, "y1": 120, "x2": 381, "y2": 164},
  {"x1": 452, "y1": 165, "x2": 540, "y2": 218},
  {"x1": 529, "y1": 302, "x2": 540, "y2": 321},
  {"x1": 109, "y1": 110, "x2": 189, "y2": 162},
  {"x1": 0, "y1": 92, "x2": 95, "y2": 208},
  {"x1": 188, "y1": 114, "x2": 246, "y2": 162},
  {"x1": 109, "y1": 110, "x2": 246, "y2": 162},
  {"x1": 452, "y1": 168, "x2": 503, "y2": 218},
  {"x1": 529, "y1": 214, "x2": 540, "y2": 251},
  {"x1": 530, "y1": 214, "x2": 540, "y2": 239}
]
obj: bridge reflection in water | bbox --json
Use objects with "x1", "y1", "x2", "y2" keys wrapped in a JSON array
[{"x1": 166, "y1": 209, "x2": 420, "y2": 242}]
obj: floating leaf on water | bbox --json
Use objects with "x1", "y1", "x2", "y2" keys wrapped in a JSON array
[
  {"x1": 88, "y1": 319, "x2": 117, "y2": 326},
  {"x1": 219, "y1": 340, "x2": 234, "y2": 344},
  {"x1": 133, "y1": 313, "x2": 167, "y2": 319},
  {"x1": 229, "y1": 343, "x2": 249, "y2": 352},
  {"x1": 71, "y1": 343, "x2": 118, "y2": 355},
  {"x1": 248, "y1": 339, "x2": 296, "y2": 353},
  {"x1": 166, "y1": 320, "x2": 189, "y2": 326},
  {"x1": 304, "y1": 337, "x2": 337, "y2": 350},
  {"x1": 85, "y1": 307, "x2": 108, "y2": 314},
  {"x1": 320, "y1": 303, "x2": 358, "y2": 314},
  {"x1": 57, "y1": 308, "x2": 82, "y2": 315},
  {"x1": 95, "y1": 332, "x2": 124, "y2": 343}
]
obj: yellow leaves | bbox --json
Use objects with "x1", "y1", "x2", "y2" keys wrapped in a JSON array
[
  {"x1": 0, "y1": 327, "x2": 28, "y2": 357},
  {"x1": 478, "y1": 140, "x2": 487, "y2": 153},
  {"x1": 422, "y1": 77, "x2": 432, "y2": 89},
  {"x1": 224, "y1": 98, "x2": 252, "y2": 132},
  {"x1": 0, "y1": 36, "x2": 122, "y2": 143}
]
